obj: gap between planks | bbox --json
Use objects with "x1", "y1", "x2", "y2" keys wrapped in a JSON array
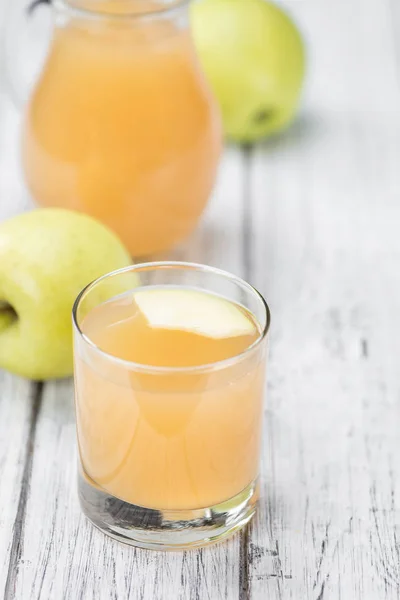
[{"x1": 239, "y1": 144, "x2": 255, "y2": 600}]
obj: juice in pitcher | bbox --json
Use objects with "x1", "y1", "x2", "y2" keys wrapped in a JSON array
[
  {"x1": 22, "y1": 1, "x2": 222, "y2": 256},
  {"x1": 73, "y1": 262, "x2": 270, "y2": 549}
]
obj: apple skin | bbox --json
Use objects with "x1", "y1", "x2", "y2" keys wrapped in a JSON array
[
  {"x1": 0, "y1": 208, "x2": 132, "y2": 380},
  {"x1": 191, "y1": 0, "x2": 306, "y2": 143}
]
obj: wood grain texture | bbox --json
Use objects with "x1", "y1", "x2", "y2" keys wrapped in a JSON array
[
  {"x1": 1, "y1": 0, "x2": 400, "y2": 597},
  {"x1": 0, "y1": 374, "x2": 36, "y2": 594},
  {"x1": 0, "y1": 92, "x2": 39, "y2": 597}
]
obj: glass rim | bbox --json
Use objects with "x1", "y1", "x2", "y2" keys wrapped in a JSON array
[
  {"x1": 55, "y1": 0, "x2": 189, "y2": 21},
  {"x1": 72, "y1": 261, "x2": 271, "y2": 375}
]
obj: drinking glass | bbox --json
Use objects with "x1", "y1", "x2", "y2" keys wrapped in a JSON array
[{"x1": 72, "y1": 262, "x2": 270, "y2": 549}]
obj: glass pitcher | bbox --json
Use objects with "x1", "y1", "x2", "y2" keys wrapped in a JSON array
[{"x1": 4, "y1": 0, "x2": 222, "y2": 256}]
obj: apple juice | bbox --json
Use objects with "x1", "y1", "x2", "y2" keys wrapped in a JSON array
[{"x1": 74, "y1": 287, "x2": 266, "y2": 510}]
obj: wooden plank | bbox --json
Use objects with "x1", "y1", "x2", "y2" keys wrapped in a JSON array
[
  {"x1": 9, "y1": 148, "x2": 249, "y2": 599},
  {"x1": 0, "y1": 375, "x2": 38, "y2": 594},
  {"x1": 245, "y1": 0, "x2": 400, "y2": 597},
  {"x1": 0, "y1": 95, "x2": 41, "y2": 596}
]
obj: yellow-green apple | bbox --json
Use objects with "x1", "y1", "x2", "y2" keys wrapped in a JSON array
[
  {"x1": 0, "y1": 208, "x2": 132, "y2": 380},
  {"x1": 191, "y1": 0, "x2": 305, "y2": 143}
]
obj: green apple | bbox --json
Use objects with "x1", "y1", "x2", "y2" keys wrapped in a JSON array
[
  {"x1": 191, "y1": 0, "x2": 305, "y2": 143},
  {"x1": 0, "y1": 208, "x2": 133, "y2": 380}
]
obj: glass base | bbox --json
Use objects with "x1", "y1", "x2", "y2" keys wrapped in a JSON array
[{"x1": 78, "y1": 472, "x2": 259, "y2": 550}]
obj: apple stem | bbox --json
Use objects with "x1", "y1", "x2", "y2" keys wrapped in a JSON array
[{"x1": 0, "y1": 302, "x2": 18, "y2": 333}]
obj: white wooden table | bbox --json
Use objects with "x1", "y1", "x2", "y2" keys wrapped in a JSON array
[{"x1": 1, "y1": 0, "x2": 400, "y2": 598}]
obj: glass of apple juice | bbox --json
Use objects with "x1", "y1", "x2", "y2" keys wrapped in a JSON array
[{"x1": 72, "y1": 262, "x2": 270, "y2": 550}]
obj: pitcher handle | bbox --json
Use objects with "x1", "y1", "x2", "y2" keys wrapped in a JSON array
[{"x1": 1, "y1": 0, "x2": 53, "y2": 109}]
